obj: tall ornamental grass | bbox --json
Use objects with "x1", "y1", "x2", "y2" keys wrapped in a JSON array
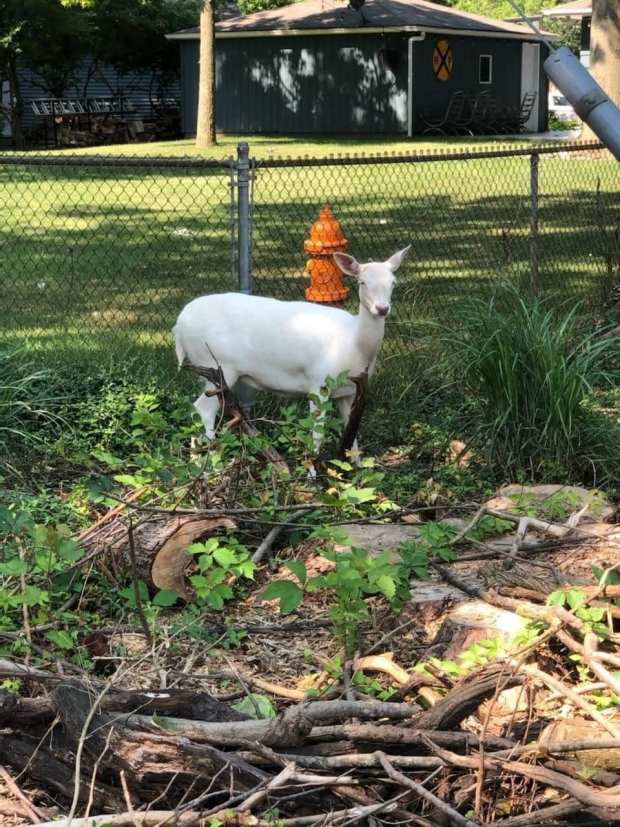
[
  {"x1": 0, "y1": 347, "x2": 62, "y2": 469},
  {"x1": 443, "y1": 289, "x2": 620, "y2": 481}
]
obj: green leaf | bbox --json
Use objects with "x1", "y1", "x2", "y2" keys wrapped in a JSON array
[
  {"x1": 342, "y1": 486, "x2": 376, "y2": 504},
  {"x1": 236, "y1": 560, "x2": 256, "y2": 579},
  {"x1": 119, "y1": 581, "x2": 149, "y2": 608},
  {"x1": 57, "y1": 538, "x2": 83, "y2": 563},
  {"x1": 46, "y1": 630, "x2": 74, "y2": 650},
  {"x1": 153, "y1": 590, "x2": 179, "y2": 607},
  {"x1": 566, "y1": 589, "x2": 586, "y2": 610},
  {"x1": 198, "y1": 554, "x2": 213, "y2": 571},
  {"x1": 330, "y1": 459, "x2": 353, "y2": 472},
  {"x1": 284, "y1": 560, "x2": 307, "y2": 585},
  {"x1": 375, "y1": 574, "x2": 396, "y2": 600},
  {"x1": 232, "y1": 693, "x2": 276, "y2": 720},
  {"x1": 213, "y1": 547, "x2": 236, "y2": 569},
  {"x1": 21, "y1": 585, "x2": 48, "y2": 607},
  {"x1": 205, "y1": 591, "x2": 225, "y2": 610},
  {"x1": 114, "y1": 474, "x2": 144, "y2": 488},
  {"x1": 262, "y1": 580, "x2": 304, "y2": 614},
  {"x1": 547, "y1": 590, "x2": 566, "y2": 606},
  {"x1": 0, "y1": 558, "x2": 28, "y2": 576}
]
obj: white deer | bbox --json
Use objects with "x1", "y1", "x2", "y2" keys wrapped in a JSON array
[{"x1": 173, "y1": 246, "x2": 410, "y2": 457}]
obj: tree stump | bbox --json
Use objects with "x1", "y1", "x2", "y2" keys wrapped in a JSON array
[{"x1": 82, "y1": 514, "x2": 235, "y2": 600}]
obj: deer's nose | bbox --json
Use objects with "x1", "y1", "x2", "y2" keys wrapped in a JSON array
[{"x1": 375, "y1": 304, "x2": 390, "y2": 317}]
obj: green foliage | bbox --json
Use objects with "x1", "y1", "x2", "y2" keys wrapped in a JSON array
[
  {"x1": 265, "y1": 521, "x2": 458, "y2": 654},
  {"x1": 442, "y1": 289, "x2": 620, "y2": 483},
  {"x1": 0, "y1": 506, "x2": 88, "y2": 656},
  {"x1": 547, "y1": 588, "x2": 608, "y2": 637},
  {"x1": 544, "y1": 17, "x2": 582, "y2": 55},
  {"x1": 447, "y1": 0, "x2": 549, "y2": 20},
  {"x1": 232, "y1": 693, "x2": 276, "y2": 719},
  {"x1": 237, "y1": 0, "x2": 292, "y2": 14},
  {"x1": 0, "y1": 347, "x2": 64, "y2": 470},
  {"x1": 548, "y1": 113, "x2": 580, "y2": 131},
  {"x1": 188, "y1": 536, "x2": 255, "y2": 609}
]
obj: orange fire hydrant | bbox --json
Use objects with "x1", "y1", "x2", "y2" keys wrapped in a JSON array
[{"x1": 304, "y1": 205, "x2": 350, "y2": 303}]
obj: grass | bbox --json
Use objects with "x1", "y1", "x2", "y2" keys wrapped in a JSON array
[
  {"x1": 0, "y1": 347, "x2": 64, "y2": 471},
  {"x1": 1, "y1": 135, "x2": 617, "y2": 392},
  {"x1": 19, "y1": 133, "x2": 531, "y2": 159},
  {"x1": 441, "y1": 288, "x2": 620, "y2": 484}
]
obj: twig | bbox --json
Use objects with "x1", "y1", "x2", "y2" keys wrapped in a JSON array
[
  {"x1": 18, "y1": 541, "x2": 32, "y2": 647},
  {"x1": 518, "y1": 662, "x2": 620, "y2": 738},
  {"x1": 363, "y1": 616, "x2": 419, "y2": 656},
  {"x1": 0, "y1": 765, "x2": 44, "y2": 823},
  {"x1": 375, "y1": 751, "x2": 480, "y2": 827},
  {"x1": 252, "y1": 524, "x2": 285, "y2": 564},
  {"x1": 236, "y1": 763, "x2": 297, "y2": 813},
  {"x1": 495, "y1": 800, "x2": 581, "y2": 827},
  {"x1": 119, "y1": 771, "x2": 140, "y2": 827}
]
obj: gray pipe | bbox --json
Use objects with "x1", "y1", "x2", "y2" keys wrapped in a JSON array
[{"x1": 544, "y1": 46, "x2": 620, "y2": 161}]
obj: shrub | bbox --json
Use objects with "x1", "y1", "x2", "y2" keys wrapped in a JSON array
[{"x1": 442, "y1": 289, "x2": 620, "y2": 482}]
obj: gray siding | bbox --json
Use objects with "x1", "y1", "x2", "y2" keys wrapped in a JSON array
[
  {"x1": 411, "y1": 35, "x2": 522, "y2": 132},
  {"x1": 182, "y1": 34, "x2": 408, "y2": 134},
  {"x1": 18, "y1": 60, "x2": 180, "y2": 132},
  {"x1": 179, "y1": 32, "x2": 548, "y2": 135}
]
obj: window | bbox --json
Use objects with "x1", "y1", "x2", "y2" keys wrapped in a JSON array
[{"x1": 479, "y1": 54, "x2": 493, "y2": 84}]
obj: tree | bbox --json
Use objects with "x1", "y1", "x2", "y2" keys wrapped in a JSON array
[
  {"x1": 194, "y1": 0, "x2": 294, "y2": 147},
  {"x1": 582, "y1": 0, "x2": 620, "y2": 140},
  {"x1": 196, "y1": 0, "x2": 217, "y2": 147}
]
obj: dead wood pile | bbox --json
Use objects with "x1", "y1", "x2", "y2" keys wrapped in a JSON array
[{"x1": 2, "y1": 472, "x2": 620, "y2": 825}]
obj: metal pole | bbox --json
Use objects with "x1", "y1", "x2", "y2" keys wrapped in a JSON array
[
  {"x1": 529, "y1": 150, "x2": 540, "y2": 296},
  {"x1": 235, "y1": 141, "x2": 255, "y2": 416},
  {"x1": 237, "y1": 141, "x2": 252, "y2": 294}
]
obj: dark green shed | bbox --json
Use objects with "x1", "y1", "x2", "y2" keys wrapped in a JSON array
[{"x1": 169, "y1": 0, "x2": 550, "y2": 135}]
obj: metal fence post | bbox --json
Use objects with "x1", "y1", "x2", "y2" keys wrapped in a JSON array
[
  {"x1": 236, "y1": 141, "x2": 255, "y2": 415},
  {"x1": 237, "y1": 141, "x2": 252, "y2": 295},
  {"x1": 529, "y1": 150, "x2": 540, "y2": 295}
]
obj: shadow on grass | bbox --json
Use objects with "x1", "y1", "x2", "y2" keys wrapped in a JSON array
[{"x1": 0, "y1": 153, "x2": 617, "y2": 403}]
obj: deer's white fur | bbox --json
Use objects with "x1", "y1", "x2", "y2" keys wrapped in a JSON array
[{"x1": 173, "y1": 246, "x2": 410, "y2": 454}]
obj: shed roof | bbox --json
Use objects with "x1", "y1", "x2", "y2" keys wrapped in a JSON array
[
  {"x1": 168, "y1": 0, "x2": 547, "y2": 40},
  {"x1": 542, "y1": 0, "x2": 590, "y2": 17}
]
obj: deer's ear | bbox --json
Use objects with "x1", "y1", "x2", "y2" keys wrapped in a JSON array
[
  {"x1": 333, "y1": 252, "x2": 361, "y2": 278},
  {"x1": 387, "y1": 245, "x2": 411, "y2": 272}
]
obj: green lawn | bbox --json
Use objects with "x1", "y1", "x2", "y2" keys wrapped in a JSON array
[
  {"x1": 0, "y1": 136, "x2": 617, "y2": 393},
  {"x1": 22, "y1": 133, "x2": 531, "y2": 159}
]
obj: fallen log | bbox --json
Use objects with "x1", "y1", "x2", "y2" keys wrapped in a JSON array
[
  {"x1": 81, "y1": 513, "x2": 235, "y2": 600},
  {"x1": 415, "y1": 662, "x2": 523, "y2": 730},
  {"x1": 121, "y1": 700, "x2": 421, "y2": 747},
  {"x1": 0, "y1": 732, "x2": 124, "y2": 811},
  {"x1": 0, "y1": 685, "x2": 248, "y2": 726},
  {"x1": 307, "y1": 723, "x2": 514, "y2": 751}
]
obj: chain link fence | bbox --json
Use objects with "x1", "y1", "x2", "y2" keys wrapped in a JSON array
[{"x1": 0, "y1": 142, "x2": 618, "y2": 383}]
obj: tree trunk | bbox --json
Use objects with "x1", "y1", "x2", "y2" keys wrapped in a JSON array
[
  {"x1": 581, "y1": 0, "x2": 620, "y2": 141},
  {"x1": 7, "y1": 55, "x2": 24, "y2": 149},
  {"x1": 196, "y1": 0, "x2": 217, "y2": 148}
]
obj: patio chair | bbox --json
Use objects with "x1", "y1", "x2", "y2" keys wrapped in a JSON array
[
  {"x1": 518, "y1": 91, "x2": 537, "y2": 131},
  {"x1": 421, "y1": 91, "x2": 467, "y2": 135}
]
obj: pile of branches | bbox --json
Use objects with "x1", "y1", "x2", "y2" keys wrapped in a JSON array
[{"x1": 3, "y1": 565, "x2": 620, "y2": 827}]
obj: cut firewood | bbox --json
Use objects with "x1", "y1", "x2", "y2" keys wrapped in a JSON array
[
  {"x1": 352, "y1": 652, "x2": 411, "y2": 686},
  {"x1": 81, "y1": 514, "x2": 235, "y2": 600},
  {"x1": 540, "y1": 718, "x2": 620, "y2": 770}
]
